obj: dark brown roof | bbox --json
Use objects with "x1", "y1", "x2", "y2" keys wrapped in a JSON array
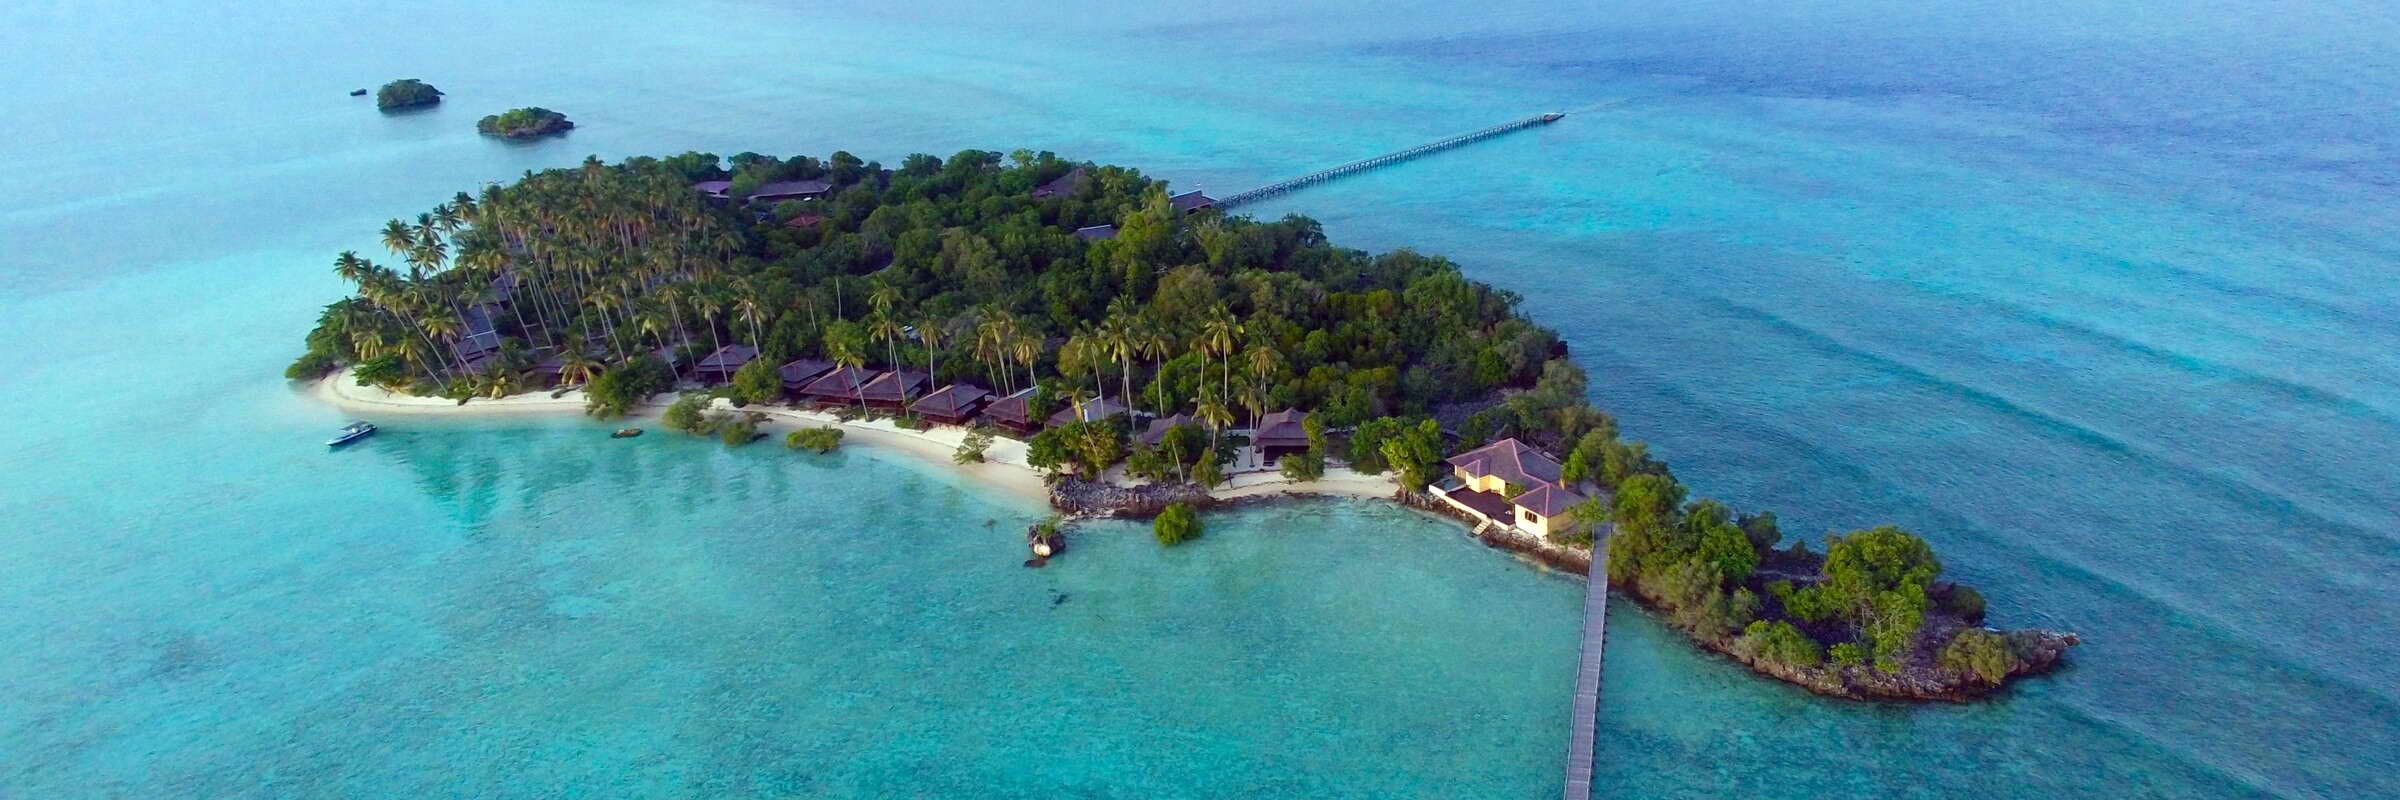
[
  {"x1": 800, "y1": 366, "x2": 877, "y2": 400},
  {"x1": 860, "y1": 370, "x2": 930, "y2": 403},
  {"x1": 1253, "y1": 408, "x2": 1309, "y2": 447},
  {"x1": 1047, "y1": 396, "x2": 1128, "y2": 427},
  {"x1": 983, "y1": 387, "x2": 1037, "y2": 424},
  {"x1": 751, "y1": 179, "x2": 832, "y2": 199},
  {"x1": 778, "y1": 358, "x2": 834, "y2": 388},
  {"x1": 784, "y1": 214, "x2": 823, "y2": 228},
  {"x1": 1514, "y1": 483, "x2": 1587, "y2": 518},
  {"x1": 1446, "y1": 438, "x2": 1563, "y2": 489},
  {"x1": 911, "y1": 383, "x2": 992, "y2": 417},
  {"x1": 1073, "y1": 224, "x2": 1118, "y2": 240},
  {"x1": 1139, "y1": 413, "x2": 1194, "y2": 446},
  {"x1": 692, "y1": 180, "x2": 733, "y2": 198},
  {"x1": 1031, "y1": 167, "x2": 1086, "y2": 199},
  {"x1": 1169, "y1": 190, "x2": 1216, "y2": 213},
  {"x1": 695, "y1": 344, "x2": 758, "y2": 372}
]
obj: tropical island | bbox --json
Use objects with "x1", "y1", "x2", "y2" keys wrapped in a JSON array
[
  {"x1": 477, "y1": 107, "x2": 573, "y2": 140},
  {"x1": 287, "y1": 148, "x2": 2075, "y2": 701},
  {"x1": 375, "y1": 79, "x2": 442, "y2": 111}
]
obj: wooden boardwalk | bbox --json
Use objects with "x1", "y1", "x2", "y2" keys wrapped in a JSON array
[
  {"x1": 1215, "y1": 112, "x2": 1565, "y2": 209},
  {"x1": 1563, "y1": 542, "x2": 1609, "y2": 800}
]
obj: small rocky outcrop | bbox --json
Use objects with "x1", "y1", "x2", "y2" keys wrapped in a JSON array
[
  {"x1": 375, "y1": 79, "x2": 442, "y2": 110},
  {"x1": 476, "y1": 107, "x2": 574, "y2": 140}
]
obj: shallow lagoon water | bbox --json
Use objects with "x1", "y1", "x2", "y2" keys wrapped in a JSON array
[{"x1": 3, "y1": 0, "x2": 2396, "y2": 796}]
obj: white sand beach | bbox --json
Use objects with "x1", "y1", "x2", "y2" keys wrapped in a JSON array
[{"x1": 308, "y1": 373, "x2": 1399, "y2": 508}]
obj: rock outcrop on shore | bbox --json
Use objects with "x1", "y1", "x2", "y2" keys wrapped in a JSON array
[{"x1": 1049, "y1": 477, "x2": 1213, "y2": 518}]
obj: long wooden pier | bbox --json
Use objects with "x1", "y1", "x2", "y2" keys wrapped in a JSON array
[
  {"x1": 1562, "y1": 542, "x2": 1609, "y2": 800},
  {"x1": 1214, "y1": 112, "x2": 1565, "y2": 209}
]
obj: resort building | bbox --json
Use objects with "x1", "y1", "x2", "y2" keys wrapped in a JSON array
[
  {"x1": 1251, "y1": 408, "x2": 1310, "y2": 465},
  {"x1": 1030, "y1": 167, "x2": 1086, "y2": 200},
  {"x1": 1138, "y1": 412, "x2": 1195, "y2": 447},
  {"x1": 784, "y1": 213, "x2": 823, "y2": 229},
  {"x1": 859, "y1": 370, "x2": 931, "y2": 410},
  {"x1": 748, "y1": 179, "x2": 833, "y2": 205},
  {"x1": 799, "y1": 366, "x2": 878, "y2": 407},
  {"x1": 1169, "y1": 190, "x2": 1217, "y2": 214},
  {"x1": 1047, "y1": 396, "x2": 1129, "y2": 428},
  {"x1": 692, "y1": 344, "x2": 758, "y2": 384},
  {"x1": 982, "y1": 388, "x2": 1040, "y2": 435},
  {"x1": 1072, "y1": 224, "x2": 1118, "y2": 240},
  {"x1": 778, "y1": 358, "x2": 835, "y2": 394},
  {"x1": 1430, "y1": 438, "x2": 1588, "y2": 539},
  {"x1": 910, "y1": 383, "x2": 992, "y2": 426},
  {"x1": 453, "y1": 304, "x2": 503, "y2": 361},
  {"x1": 692, "y1": 180, "x2": 735, "y2": 203}
]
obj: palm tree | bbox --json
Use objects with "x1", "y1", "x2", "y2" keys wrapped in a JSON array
[
  {"x1": 1196, "y1": 394, "x2": 1233, "y2": 454},
  {"x1": 733, "y1": 290, "x2": 766, "y2": 353},
  {"x1": 868, "y1": 310, "x2": 907, "y2": 405},
  {"x1": 690, "y1": 289, "x2": 726, "y2": 360},
  {"x1": 1199, "y1": 307, "x2": 1239, "y2": 407},
  {"x1": 829, "y1": 340, "x2": 869, "y2": 415},
  {"x1": 1013, "y1": 333, "x2": 1041, "y2": 403},
  {"x1": 918, "y1": 316, "x2": 946, "y2": 387},
  {"x1": 559, "y1": 349, "x2": 600, "y2": 387},
  {"x1": 418, "y1": 312, "x2": 472, "y2": 380},
  {"x1": 380, "y1": 219, "x2": 416, "y2": 258},
  {"x1": 1137, "y1": 326, "x2": 1170, "y2": 414}
]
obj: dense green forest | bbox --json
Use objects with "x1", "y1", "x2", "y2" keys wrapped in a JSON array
[{"x1": 289, "y1": 149, "x2": 2060, "y2": 696}]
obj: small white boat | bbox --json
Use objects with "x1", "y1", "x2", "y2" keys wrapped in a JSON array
[{"x1": 326, "y1": 421, "x2": 377, "y2": 447}]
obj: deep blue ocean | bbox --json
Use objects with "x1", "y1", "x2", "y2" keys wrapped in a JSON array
[{"x1": 2, "y1": 0, "x2": 2394, "y2": 796}]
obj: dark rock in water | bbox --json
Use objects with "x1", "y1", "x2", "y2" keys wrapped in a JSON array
[
  {"x1": 1023, "y1": 557, "x2": 1047, "y2": 568},
  {"x1": 349, "y1": 88, "x2": 367, "y2": 97},
  {"x1": 1052, "y1": 592, "x2": 1069, "y2": 606}
]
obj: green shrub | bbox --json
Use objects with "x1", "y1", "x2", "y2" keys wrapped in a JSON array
[
  {"x1": 662, "y1": 395, "x2": 712, "y2": 434},
  {"x1": 1829, "y1": 641, "x2": 1866, "y2": 667},
  {"x1": 1278, "y1": 447, "x2": 1325, "y2": 482},
  {"x1": 786, "y1": 427, "x2": 843, "y2": 454},
  {"x1": 1740, "y1": 620, "x2": 1823, "y2": 668},
  {"x1": 1943, "y1": 584, "x2": 1987, "y2": 622},
  {"x1": 1154, "y1": 503, "x2": 1201, "y2": 546},
  {"x1": 731, "y1": 359, "x2": 783, "y2": 406},
  {"x1": 285, "y1": 350, "x2": 339, "y2": 380},
  {"x1": 953, "y1": 429, "x2": 993, "y2": 464},
  {"x1": 585, "y1": 356, "x2": 672, "y2": 419},
  {"x1": 718, "y1": 415, "x2": 761, "y2": 446},
  {"x1": 1939, "y1": 628, "x2": 2020, "y2": 684}
]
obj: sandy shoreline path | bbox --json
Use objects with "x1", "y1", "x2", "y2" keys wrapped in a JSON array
[{"x1": 308, "y1": 373, "x2": 1398, "y2": 509}]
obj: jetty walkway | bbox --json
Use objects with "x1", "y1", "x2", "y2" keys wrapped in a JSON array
[
  {"x1": 1214, "y1": 112, "x2": 1564, "y2": 209},
  {"x1": 1563, "y1": 542, "x2": 1609, "y2": 800}
]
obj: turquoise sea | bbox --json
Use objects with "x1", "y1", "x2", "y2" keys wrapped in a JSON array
[{"x1": 4, "y1": 0, "x2": 2395, "y2": 796}]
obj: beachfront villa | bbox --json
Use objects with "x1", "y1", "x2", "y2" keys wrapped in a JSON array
[
  {"x1": 778, "y1": 358, "x2": 835, "y2": 394},
  {"x1": 982, "y1": 388, "x2": 1039, "y2": 434},
  {"x1": 1431, "y1": 438, "x2": 1587, "y2": 538},
  {"x1": 910, "y1": 383, "x2": 992, "y2": 425},
  {"x1": 859, "y1": 370, "x2": 931, "y2": 410},
  {"x1": 1047, "y1": 395, "x2": 1129, "y2": 428},
  {"x1": 798, "y1": 366, "x2": 878, "y2": 407},
  {"x1": 1072, "y1": 224, "x2": 1118, "y2": 240},
  {"x1": 1251, "y1": 408, "x2": 1310, "y2": 465},
  {"x1": 692, "y1": 344, "x2": 758, "y2": 384},
  {"x1": 1138, "y1": 412, "x2": 1194, "y2": 446}
]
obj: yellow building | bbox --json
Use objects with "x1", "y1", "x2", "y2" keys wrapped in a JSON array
[{"x1": 1437, "y1": 438, "x2": 1587, "y2": 539}]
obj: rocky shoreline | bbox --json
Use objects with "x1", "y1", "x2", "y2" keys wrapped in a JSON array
[{"x1": 1066, "y1": 479, "x2": 2075, "y2": 703}]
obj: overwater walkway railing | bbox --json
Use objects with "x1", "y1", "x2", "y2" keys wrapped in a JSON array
[
  {"x1": 1563, "y1": 541, "x2": 1608, "y2": 800},
  {"x1": 1214, "y1": 112, "x2": 1565, "y2": 209}
]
